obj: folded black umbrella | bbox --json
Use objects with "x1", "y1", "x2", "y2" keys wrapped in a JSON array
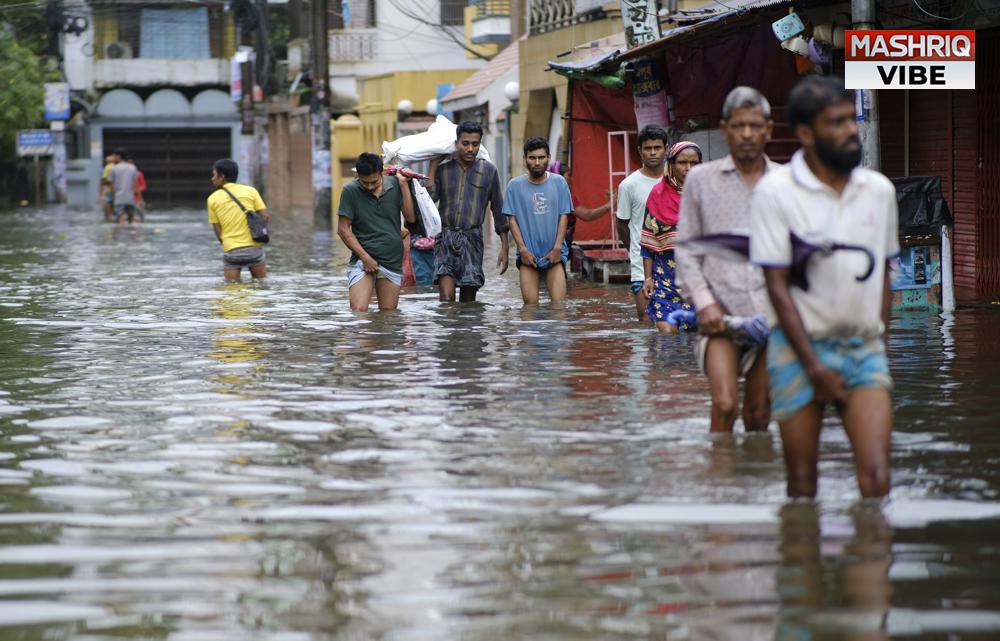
[{"x1": 682, "y1": 232, "x2": 875, "y2": 291}]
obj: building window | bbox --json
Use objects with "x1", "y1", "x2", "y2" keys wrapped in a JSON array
[
  {"x1": 140, "y1": 8, "x2": 210, "y2": 59},
  {"x1": 331, "y1": 0, "x2": 377, "y2": 29},
  {"x1": 440, "y1": 0, "x2": 465, "y2": 26}
]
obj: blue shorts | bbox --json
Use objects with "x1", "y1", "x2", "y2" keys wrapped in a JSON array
[
  {"x1": 767, "y1": 327, "x2": 892, "y2": 422},
  {"x1": 631, "y1": 280, "x2": 644, "y2": 294}
]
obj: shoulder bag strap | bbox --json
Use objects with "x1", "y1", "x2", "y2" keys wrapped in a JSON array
[{"x1": 219, "y1": 186, "x2": 250, "y2": 213}]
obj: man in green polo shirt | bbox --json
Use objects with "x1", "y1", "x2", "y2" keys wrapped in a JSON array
[{"x1": 337, "y1": 153, "x2": 417, "y2": 311}]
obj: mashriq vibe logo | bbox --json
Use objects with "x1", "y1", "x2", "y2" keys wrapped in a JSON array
[{"x1": 845, "y1": 30, "x2": 975, "y2": 90}]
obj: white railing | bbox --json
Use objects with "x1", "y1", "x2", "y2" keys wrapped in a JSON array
[
  {"x1": 329, "y1": 30, "x2": 378, "y2": 62},
  {"x1": 530, "y1": 0, "x2": 607, "y2": 34}
]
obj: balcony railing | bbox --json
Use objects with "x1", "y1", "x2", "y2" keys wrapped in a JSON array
[
  {"x1": 530, "y1": 0, "x2": 607, "y2": 34},
  {"x1": 474, "y1": 0, "x2": 511, "y2": 17},
  {"x1": 329, "y1": 30, "x2": 378, "y2": 62}
]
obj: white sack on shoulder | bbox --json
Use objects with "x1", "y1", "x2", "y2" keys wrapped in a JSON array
[
  {"x1": 382, "y1": 115, "x2": 491, "y2": 165},
  {"x1": 412, "y1": 181, "x2": 442, "y2": 238}
]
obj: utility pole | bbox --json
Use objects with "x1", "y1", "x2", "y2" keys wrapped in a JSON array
[
  {"x1": 852, "y1": 0, "x2": 881, "y2": 171},
  {"x1": 311, "y1": 0, "x2": 332, "y2": 227}
]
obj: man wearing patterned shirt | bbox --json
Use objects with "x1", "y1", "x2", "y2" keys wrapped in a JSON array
[
  {"x1": 427, "y1": 121, "x2": 509, "y2": 302},
  {"x1": 675, "y1": 86, "x2": 777, "y2": 433}
]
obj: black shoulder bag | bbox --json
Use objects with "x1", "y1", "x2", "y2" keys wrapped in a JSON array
[{"x1": 220, "y1": 186, "x2": 269, "y2": 244}]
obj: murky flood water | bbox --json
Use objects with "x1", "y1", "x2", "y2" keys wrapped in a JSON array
[{"x1": 1, "y1": 206, "x2": 1000, "y2": 641}]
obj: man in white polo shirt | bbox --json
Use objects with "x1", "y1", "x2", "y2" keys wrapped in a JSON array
[{"x1": 750, "y1": 75, "x2": 899, "y2": 500}]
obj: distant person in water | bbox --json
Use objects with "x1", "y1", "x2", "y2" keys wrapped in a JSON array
[
  {"x1": 207, "y1": 158, "x2": 269, "y2": 282},
  {"x1": 107, "y1": 148, "x2": 141, "y2": 225}
]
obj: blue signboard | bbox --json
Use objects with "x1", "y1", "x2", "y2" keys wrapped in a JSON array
[
  {"x1": 44, "y1": 83, "x2": 70, "y2": 121},
  {"x1": 16, "y1": 130, "x2": 54, "y2": 157}
]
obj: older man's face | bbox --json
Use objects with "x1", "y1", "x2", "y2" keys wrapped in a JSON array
[{"x1": 721, "y1": 106, "x2": 772, "y2": 163}]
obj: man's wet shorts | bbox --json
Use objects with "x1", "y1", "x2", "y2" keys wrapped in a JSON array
[
  {"x1": 223, "y1": 246, "x2": 265, "y2": 269},
  {"x1": 346, "y1": 261, "x2": 402, "y2": 289},
  {"x1": 767, "y1": 326, "x2": 892, "y2": 421},
  {"x1": 631, "y1": 280, "x2": 644, "y2": 294}
]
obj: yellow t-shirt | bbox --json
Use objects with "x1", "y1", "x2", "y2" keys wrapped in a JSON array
[
  {"x1": 207, "y1": 183, "x2": 267, "y2": 252},
  {"x1": 101, "y1": 163, "x2": 114, "y2": 194}
]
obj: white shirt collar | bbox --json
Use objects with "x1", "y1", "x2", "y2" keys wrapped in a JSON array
[{"x1": 790, "y1": 149, "x2": 868, "y2": 194}]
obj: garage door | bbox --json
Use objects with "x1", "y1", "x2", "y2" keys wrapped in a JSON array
[{"x1": 103, "y1": 128, "x2": 231, "y2": 208}]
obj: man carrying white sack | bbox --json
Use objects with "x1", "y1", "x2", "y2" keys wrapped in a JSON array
[{"x1": 426, "y1": 121, "x2": 509, "y2": 302}]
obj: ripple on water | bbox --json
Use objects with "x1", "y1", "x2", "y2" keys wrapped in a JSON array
[
  {"x1": 26, "y1": 416, "x2": 110, "y2": 430},
  {"x1": 0, "y1": 600, "x2": 108, "y2": 627}
]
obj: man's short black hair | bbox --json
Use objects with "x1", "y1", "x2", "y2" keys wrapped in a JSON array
[
  {"x1": 213, "y1": 158, "x2": 239, "y2": 183},
  {"x1": 456, "y1": 120, "x2": 484, "y2": 140},
  {"x1": 113, "y1": 147, "x2": 128, "y2": 158},
  {"x1": 355, "y1": 152, "x2": 383, "y2": 176},
  {"x1": 523, "y1": 136, "x2": 549, "y2": 156},
  {"x1": 788, "y1": 75, "x2": 854, "y2": 130},
  {"x1": 636, "y1": 125, "x2": 669, "y2": 147}
]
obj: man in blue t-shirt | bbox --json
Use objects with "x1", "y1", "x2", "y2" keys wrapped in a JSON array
[{"x1": 502, "y1": 137, "x2": 574, "y2": 304}]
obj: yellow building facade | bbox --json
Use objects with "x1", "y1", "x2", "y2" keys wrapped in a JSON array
[{"x1": 355, "y1": 70, "x2": 478, "y2": 153}]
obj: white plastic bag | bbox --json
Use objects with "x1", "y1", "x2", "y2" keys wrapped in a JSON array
[
  {"x1": 412, "y1": 181, "x2": 442, "y2": 238},
  {"x1": 382, "y1": 115, "x2": 491, "y2": 165}
]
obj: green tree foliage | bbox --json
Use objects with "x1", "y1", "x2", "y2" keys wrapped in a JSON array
[{"x1": 0, "y1": 32, "x2": 44, "y2": 157}]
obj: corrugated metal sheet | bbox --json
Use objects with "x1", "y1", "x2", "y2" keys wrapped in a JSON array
[
  {"x1": 953, "y1": 90, "x2": 979, "y2": 293},
  {"x1": 978, "y1": 29, "x2": 1000, "y2": 295},
  {"x1": 103, "y1": 128, "x2": 232, "y2": 208}
]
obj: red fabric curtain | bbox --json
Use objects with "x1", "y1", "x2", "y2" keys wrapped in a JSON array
[{"x1": 569, "y1": 81, "x2": 639, "y2": 242}]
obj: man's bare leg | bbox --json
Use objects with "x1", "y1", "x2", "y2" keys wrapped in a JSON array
[
  {"x1": 518, "y1": 266, "x2": 541, "y2": 304},
  {"x1": 742, "y1": 349, "x2": 771, "y2": 432},
  {"x1": 249, "y1": 263, "x2": 268, "y2": 280},
  {"x1": 223, "y1": 268, "x2": 241, "y2": 283},
  {"x1": 458, "y1": 286, "x2": 479, "y2": 302},
  {"x1": 778, "y1": 402, "x2": 825, "y2": 498},
  {"x1": 374, "y1": 278, "x2": 401, "y2": 311},
  {"x1": 438, "y1": 275, "x2": 457, "y2": 302},
  {"x1": 704, "y1": 337, "x2": 741, "y2": 433},
  {"x1": 840, "y1": 387, "x2": 892, "y2": 498},
  {"x1": 349, "y1": 273, "x2": 376, "y2": 312},
  {"x1": 546, "y1": 264, "x2": 567, "y2": 302}
]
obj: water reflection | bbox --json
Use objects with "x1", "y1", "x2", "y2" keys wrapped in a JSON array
[
  {"x1": 207, "y1": 284, "x2": 269, "y2": 394},
  {"x1": 0, "y1": 208, "x2": 998, "y2": 640},
  {"x1": 777, "y1": 503, "x2": 892, "y2": 641}
]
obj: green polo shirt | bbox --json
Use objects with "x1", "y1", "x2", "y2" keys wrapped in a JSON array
[{"x1": 337, "y1": 175, "x2": 404, "y2": 273}]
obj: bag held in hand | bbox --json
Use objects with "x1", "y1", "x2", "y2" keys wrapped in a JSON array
[{"x1": 221, "y1": 186, "x2": 269, "y2": 244}]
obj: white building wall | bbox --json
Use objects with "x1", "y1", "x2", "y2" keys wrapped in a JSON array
[
  {"x1": 63, "y1": 8, "x2": 94, "y2": 91},
  {"x1": 329, "y1": 0, "x2": 485, "y2": 103}
]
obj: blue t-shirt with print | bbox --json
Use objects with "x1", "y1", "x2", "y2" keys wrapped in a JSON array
[{"x1": 502, "y1": 172, "x2": 574, "y2": 265}]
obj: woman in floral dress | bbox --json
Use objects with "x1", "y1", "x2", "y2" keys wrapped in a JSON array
[{"x1": 640, "y1": 141, "x2": 702, "y2": 333}]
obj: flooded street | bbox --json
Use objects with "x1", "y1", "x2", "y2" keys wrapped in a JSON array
[{"x1": 2, "y1": 206, "x2": 1000, "y2": 641}]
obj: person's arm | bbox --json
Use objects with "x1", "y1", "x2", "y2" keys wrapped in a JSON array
[
  {"x1": 337, "y1": 215, "x2": 379, "y2": 272},
  {"x1": 507, "y1": 215, "x2": 535, "y2": 267},
  {"x1": 764, "y1": 267, "x2": 844, "y2": 403},
  {"x1": 615, "y1": 183, "x2": 631, "y2": 250},
  {"x1": 642, "y1": 254, "x2": 655, "y2": 298},
  {"x1": 492, "y1": 171, "x2": 510, "y2": 274},
  {"x1": 212, "y1": 222, "x2": 223, "y2": 243},
  {"x1": 545, "y1": 215, "x2": 569, "y2": 265},
  {"x1": 674, "y1": 170, "x2": 724, "y2": 332},
  {"x1": 576, "y1": 201, "x2": 612, "y2": 222},
  {"x1": 396, "y1": 173, "x2": 416, "y2": 223},
  {"x1": 426, "y1": 157, "x2": 444, "y2": 201}
]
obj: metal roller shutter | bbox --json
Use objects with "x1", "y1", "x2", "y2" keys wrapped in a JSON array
[
  {"x1": 978, "y1": 29, "x2": 1000, "y2": 296},
  {"x1": 103, "y1": 128, "x2": 232, "y2": 208}
]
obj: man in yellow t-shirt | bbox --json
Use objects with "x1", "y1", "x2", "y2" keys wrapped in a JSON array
[
  {"x1": 207, "y1": 159, "x2": 270, "y2": 282},
  {"x1": 99, "y1": 154, "x2": 115, "y2": 222}
]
